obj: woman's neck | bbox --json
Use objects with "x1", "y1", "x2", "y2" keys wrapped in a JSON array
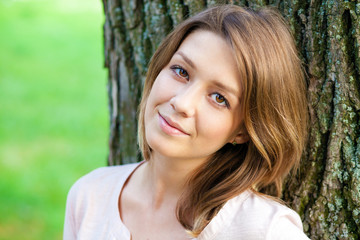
[{"x1": 141, "y1": 152, "x2": 206, "y2": 209}]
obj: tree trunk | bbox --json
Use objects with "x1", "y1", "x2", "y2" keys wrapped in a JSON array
[{"x1": 102, "y1": 0, "x2": 360, "y2": 239}]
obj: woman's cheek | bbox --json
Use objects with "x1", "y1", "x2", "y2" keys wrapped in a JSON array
[
  {"x1": 199, "y1": 110, "x2": 230, "y2": 137},
  {"x1": 152, "y1": 73, "x2": 175, "y2": 99}
]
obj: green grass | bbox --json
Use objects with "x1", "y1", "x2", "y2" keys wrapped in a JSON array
[{"x1": 0, "y1": 0, "x2": 108, "y2": 239}]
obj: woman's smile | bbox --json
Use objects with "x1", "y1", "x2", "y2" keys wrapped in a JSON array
[{"x1": 158, "y1": 112, "x2": 190, "y2": 136}]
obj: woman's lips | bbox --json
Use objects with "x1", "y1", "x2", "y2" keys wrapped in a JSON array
[{"x1": 158, "y1": 113, "x2": 189, "y2": 136}]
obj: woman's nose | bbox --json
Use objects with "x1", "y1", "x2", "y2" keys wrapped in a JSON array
[{"x1": 169, "y1": 84, "x2": 201, "y2": 117}]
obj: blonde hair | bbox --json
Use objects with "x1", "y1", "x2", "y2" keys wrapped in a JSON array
[{"x1": 138, "y1": 5, "x2": 308, "y2": 236}]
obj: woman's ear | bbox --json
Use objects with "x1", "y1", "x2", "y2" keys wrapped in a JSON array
[{"x1": 232, "y1": 126, "x2": 250, "y2": 144}]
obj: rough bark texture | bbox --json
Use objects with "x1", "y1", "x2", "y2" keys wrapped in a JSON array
[{"x1": 102, "y1": 0, "x2": 360, "y2": 238}]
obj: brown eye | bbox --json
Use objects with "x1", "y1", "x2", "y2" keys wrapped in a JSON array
[
  {"x1": 171, "y1": 66, "x2": 189, "y2": 80},
  {"x1": 216, "y1": 95, "x2": 225, "y2": 103},
  {"x1": 211, "y1": 93, "x2": 229, "y2": 107},
  {"x1": 179, "y1": 69, "x2": 188, "y2": 78}
]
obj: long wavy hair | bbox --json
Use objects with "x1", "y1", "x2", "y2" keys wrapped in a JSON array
[{"x1": 137, "y1": 5, "x2": 308, "y2": 237}]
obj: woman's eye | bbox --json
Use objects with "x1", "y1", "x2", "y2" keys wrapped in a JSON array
[
  {"x1": 211, "y1": 93, "x2": 229, "y2": 107},
  {"x1": 171, "y1": 66, "x2": 189, "y2": 80}
]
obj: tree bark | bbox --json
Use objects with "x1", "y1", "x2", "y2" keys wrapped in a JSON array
[{"x1": 102, "y1": 0, "x2": 360, "y2": 239}]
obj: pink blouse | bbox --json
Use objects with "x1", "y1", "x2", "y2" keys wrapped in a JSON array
[{"x1": 63, "y1": 162, "x2": 310, "y2": 240}]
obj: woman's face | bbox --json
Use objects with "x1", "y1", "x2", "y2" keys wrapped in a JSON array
[{"x1": 144, "y1": 30, "x2": 247, "y2": 163}]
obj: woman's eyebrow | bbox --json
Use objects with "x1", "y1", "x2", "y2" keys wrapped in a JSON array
[
  {"x1": 213, "y1": 81, "x2": 240, "y2": 98},
  {"x1": 175, "y1": 51, "x2": 196, "y2": 69}
]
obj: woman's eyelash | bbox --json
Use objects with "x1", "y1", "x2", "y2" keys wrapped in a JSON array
[{"x1": 170, "y1": 65, "x2": 189, "y2": 80}]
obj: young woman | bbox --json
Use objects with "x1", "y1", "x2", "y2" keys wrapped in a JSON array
[{"x1": 64, "y1": 5, "x2": 310, "y2": 240}]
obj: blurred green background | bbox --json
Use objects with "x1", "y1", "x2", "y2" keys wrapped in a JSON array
[{"x1": 0, "y1": 0, "x2": 108, "y2": 239}]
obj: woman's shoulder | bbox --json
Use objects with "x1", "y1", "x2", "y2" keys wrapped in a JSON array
[
  {"x1": 67, "y1": 162, "x2": 141, "y2": 203},
  {"x1": 76, "y1": 162, "x2": 140, "y2": 183},
  {"x1": 64, "y1": 163, "x2": 141, "y2": 239},
  {"x1": 239, "y1": 191, "x2": 300, "y2": 219},
  {"x1": 226, "y1": 191, "x2": 309, "y2": 239},
  {"x1": 199, "y1": 190, "x2": 310, "y2": 240}
]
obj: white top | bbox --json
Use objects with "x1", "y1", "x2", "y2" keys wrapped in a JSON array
[{"x1": 63, "y1": 162, "x2": 310, "y2": 240}]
